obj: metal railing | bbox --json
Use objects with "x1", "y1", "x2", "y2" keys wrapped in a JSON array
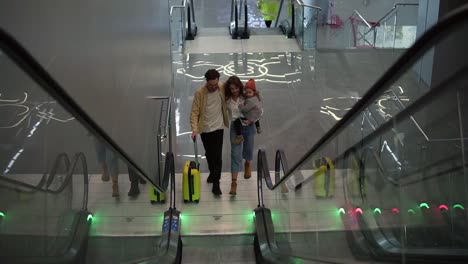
[
  {"x1": 170, "y1": 0, "x2": 187, "y2": 52},
  {"x1": 146, "y1": 96, "x2": 172, "y2": 187},
  {"x1": 357, "y1": 3, "x2": 419, "y2": 48},
  {"x1": 170, "y1": 0, "x2": 197, "y2": 52},
  {"x1": 294, "y1": 0, "x2": 321, "y2": 49},
  {"x1": 349, "y1": 10, "x2": 375, "y2": 47}
]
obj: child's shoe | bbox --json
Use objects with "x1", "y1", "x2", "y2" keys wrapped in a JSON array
[
  {"x1": 233, "y1": 135, "x2": 244, "y2": 145},
  {"x1": 256, "y1": 126, "x2": 262, "y2": 134}
]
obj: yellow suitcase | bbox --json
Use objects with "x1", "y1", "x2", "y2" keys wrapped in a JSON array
[
  {"x1": 313, "y1": 157, "x2": 335, "y2": 198},
  {"x1": 149, "y1": 185, "x2": 166, "y2": 203},
  {"x1": 183, "y1": 139, "x2": 200, "y2": 203}
]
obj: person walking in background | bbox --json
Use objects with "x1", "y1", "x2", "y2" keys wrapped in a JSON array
[
  {"x1": 190, "y1": 69, "x2": 229, "y2": 195},
  {"x1": 127, "y1": 167, "x2": 147, "y2": 197},
  {"x1": 257, "y1": 0, "x2": 279, "y2": 28},
  {"x1": 94, "y1": 139, "x2": 120, "y2": 197},
  {"x1": 225, "y1": 76, "x2": 257, "y2": 195}
]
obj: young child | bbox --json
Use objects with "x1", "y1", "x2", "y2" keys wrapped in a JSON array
[{"x1": 233, "y1": 79, "x2": 263, "y2": 144}]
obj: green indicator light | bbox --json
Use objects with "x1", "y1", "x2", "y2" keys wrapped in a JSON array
[
  {"x1": 454, "y1": 204, "x2": 465, "y2": 210},
  {"x1": 419, "y1": 203, "x2": 430, "y2": 209},
  {"x1": 294, "y1": 258, "x2": 304, "y2": 264},
  {"x1": 408, "y1": 209, "x2": 416, "y2": 214},
  {"x1": 338, "y1": 208, "x2": 346, "y2": 214},
  {"x1": 0, "y1": 212, "x2": 5, "y2": 218},
  {"x1": 373, "y1": 208, "x2": 382, "y2": 214},
  {"x1": 87, "y1": 214, "x2": 93, "y2": 221}
]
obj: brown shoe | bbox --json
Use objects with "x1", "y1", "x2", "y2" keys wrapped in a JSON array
[
  {"x1": 244, "y1": 162, "x2": 251, "y2": 179},
  {"x1": 112, "y1": 176, "x2": 119, "y2": 197},
  {"x1": 101, "y1": 173, "x2": 110, "y2": 182},
  {"x1": 229, "y1": 181, "x2": 237, "y2": 195},
  {"x1": 233, "y1": 135, "x2": 244, "y2": 145}
]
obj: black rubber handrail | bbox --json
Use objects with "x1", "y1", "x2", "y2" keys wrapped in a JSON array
[
  {"x1": 257, "y1": 149, "x2": 288, "y2": 207},
  {"x1": 259, "y1": 3, "x2": 468, "y2": 192},
  {"x1": 234, "y1": 0, "x2": 239, "y2": 36},
  {"x1": 46, "y1": 152, "x2": 90, "y2": 257},
  {"x1": 0, "y1": 153, "x2": 70, "y2": 194},
  {"x1": 47, "y1": 153, "x2": 88, "y2": 198},
  {"x1": 159, "y1": 151, "x2": 176, "y2": 209},
  {"x1": 0, "y1": 28, "x2": 165, "y2": 193}
]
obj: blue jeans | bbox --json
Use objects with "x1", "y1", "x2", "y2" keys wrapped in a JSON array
[
  {"x1": 230, "y1": 121, "x2": 255, "y2": 173},
  {"x1": 94, "y1": 139, "x2": 119, "y2": 177}
]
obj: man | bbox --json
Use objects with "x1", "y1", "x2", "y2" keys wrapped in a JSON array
[{"x1": 190, "y1": 69, "x2": 229, "y2": 195}]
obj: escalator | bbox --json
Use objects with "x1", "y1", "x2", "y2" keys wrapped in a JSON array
[
  {"x1": 0, "y1": 28, "x2": 182, "y2": 263},
  {"x1": 0, "y1": 152, "x2": 90, "y2": 263},
  {"x1": 2, "y1": 3, "x2": 468, "y2": 264},
  {"x1": 252, "y1": 4, "x2": 468, "y2": 264},
  {"x1": 230, "y1": 0, "x2": 250, "y2": 39}
]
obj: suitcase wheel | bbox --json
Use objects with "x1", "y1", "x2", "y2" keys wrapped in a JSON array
[
  {"x1": 184, "y1": 200, "x2": 188, "y2": 203},
  {"x1": 150, "y1": 200, "x2": 156, "y2": 204},
  {"x1": 195, "y1": 200, "x2": 199, "y2": 203}
]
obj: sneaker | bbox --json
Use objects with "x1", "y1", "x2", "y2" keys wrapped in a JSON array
[
  {"x1": 212, "y1": 182, "x2": 222, "y2": 195},
  {"x1": 256, "y1": 126, "x2": 262, "y2": 134},
  {"x1": 207, "y1": 174, "x2": 214, "y2": 183},
  {"x1": 233, "y1": 135, "x2": 244, "y2": 145}
]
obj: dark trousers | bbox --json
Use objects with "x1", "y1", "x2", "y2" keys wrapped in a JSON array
[
  {"x1": 234, "y1": 118, "x2": 260, "y2": 135},
  {"x1": 200, "y1": 129, "x2": 224, "y2": 183},
  {"x1": 265, "y1": 20, "x2": 272, "y2": 28},
  {"x1": 129, "y1": 168, "x2": 139, "y2": 184}
]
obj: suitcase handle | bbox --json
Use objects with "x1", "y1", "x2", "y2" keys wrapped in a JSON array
[{"x1": 193, "y1": 137, "x2": 199, "y2": 169}]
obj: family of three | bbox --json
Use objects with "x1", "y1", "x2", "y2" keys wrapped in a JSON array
[{"x1": 190, "y1": 69, "x2": 263, "y2": 196}]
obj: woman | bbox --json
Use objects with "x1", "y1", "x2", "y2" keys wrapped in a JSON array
[{"x1": 225, "y1": 76, "x2": 257, "y2": 195}]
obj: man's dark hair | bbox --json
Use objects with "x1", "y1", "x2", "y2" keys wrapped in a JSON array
[{"x1": 204, "y1": 69, "x2": 220, "y2": 81}]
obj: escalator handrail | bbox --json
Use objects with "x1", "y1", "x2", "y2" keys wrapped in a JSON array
[
  {"x1": 257, "y1": 149, "x2": 288, "y2": 206},
  {"x1": 47, "y1": 152, "x2": 88, "y2": 197},
  {"x1": 231, "y1": 0, "x2": 239, "y2": 35},
  {"x1": 0, "y1": 152, "x2": 70, "y2": 193},
  {"x1": 160, "y1": 151, "x2": 176, "y2": 209},
  {"x1": 258, "y1": 3, "x2": 468, "y2": 192},
  {"x1": 0, "y1": 28, "x2": 165, "y2": 193}
]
